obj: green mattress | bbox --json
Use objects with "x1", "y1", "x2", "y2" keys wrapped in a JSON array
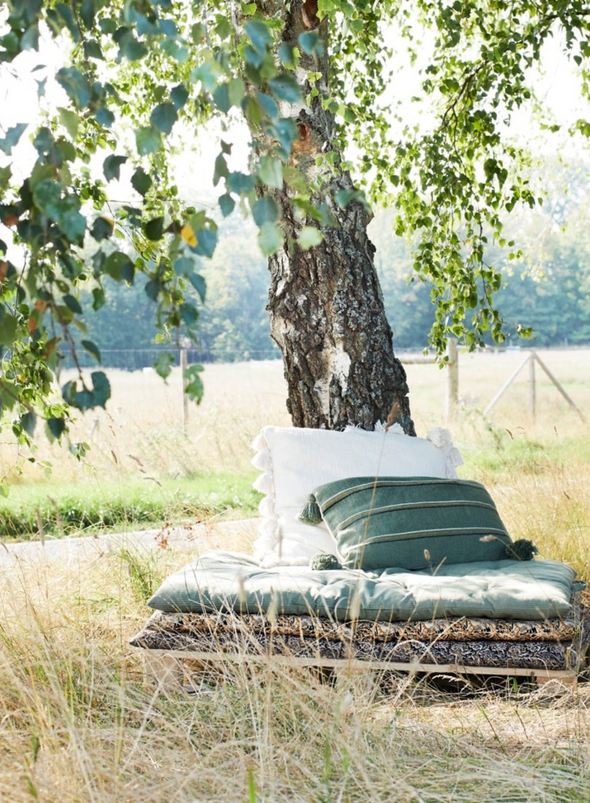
[{"x1": 147, "y1": 551, "x2": 579, "y2": 623}]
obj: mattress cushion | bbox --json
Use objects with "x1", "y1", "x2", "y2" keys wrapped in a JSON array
[{"x1": 147, "y1": 551, "x2": 577, "y2": 622}]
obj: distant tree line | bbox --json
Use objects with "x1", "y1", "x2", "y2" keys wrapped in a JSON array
[{"x1": 78, "y1": 177, "x2": 590, "y2": 368}]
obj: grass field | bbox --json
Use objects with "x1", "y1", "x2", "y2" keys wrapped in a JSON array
[{"x1": 0, "y1": 347, "x2": 589, "y2": 801}]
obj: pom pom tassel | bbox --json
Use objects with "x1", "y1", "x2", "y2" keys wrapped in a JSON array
[
  {"x1": 299, "y1": 494, "x2": 323, "y2": 524},
  {"x1": 310, "y1": 554, "x2": 342, "y2": 571},
  {"x1": 504, "y1": 539, "x2": 539, "y2": 561}
]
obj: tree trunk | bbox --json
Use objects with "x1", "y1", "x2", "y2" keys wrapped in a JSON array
[{"x1": 265, "y1": 0, "x2": 415, "y2": 433}]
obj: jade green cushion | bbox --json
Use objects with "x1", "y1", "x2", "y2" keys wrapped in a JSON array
[{"x1": 307, "y1": 476, "x2": 512, "y2": 571}]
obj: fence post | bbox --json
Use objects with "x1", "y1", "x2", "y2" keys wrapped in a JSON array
[
  {"x1": 529, "y1": 351, "x2": 536, "y2": 421},
  {"x1": 446, "y1": 339, "x2": 459, "y2": 422},
  {"x1": 180, "y1": 346, "x2": 189, "y2": 434}
]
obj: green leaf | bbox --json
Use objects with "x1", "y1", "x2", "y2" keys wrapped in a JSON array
[
  {"x1": 56, "y1": 67, "x2": 92, "y2": 108},
  {"x1": 192, "y1": 61, "x2": 222, "y2": 92},
  {"x1": 269, "y1": 74, "x2": 301, "y2": 103},
  {"x1": 258, "y1": 156, "x2": 283, "y2": 189},
  {"x1": 228, "y1": 78, "x2": 246, "y2": 107},
  {"x1": 0, "y1": 313, "x2": 18, "y2": 346},
  {"x1": 215, "y1": 14, "x2": 232, "y2": 39},
  {"x1": 245, "y1": 19, "x2": 272, "y2": 54},
  {"x1": 20, "y1": 411, "x2": 37, "y2": 437},
  {"x1": 80, "y1": 0, "x2": 95, "y2": 29},
  {"x1": 0, "y1": 123, "x2": 28, "y2": 155},
  {"x1": 191, "y1": 22, "x2": 206, "y2": 43},
  {"x1": 131, "y1": 167, "x2": 152, "y2": 196},
  {"x1": 258, "y1": 221, "x2": 282, "y2": 256},
  {"x1": 154, "y1": 352, "x2": 175, "y2": 379},
  {"x1": 135, "y1": 125, "x2": 162, "y2": 156},
  {"x1": 298, "y1": 31, "x2": 322, "y2": 55},
  {"x1": 144, "y1": 279, "x2": 160, "y2": 300},
  {"x1": 21, "y1": 24, "x2": 39, "y2": 51},
  {"x1": 150, "y1": 102, "x2": 178, "y2": 134},
  {"x1": 143, "y1": 216, "x2": 165, "y2": 241},
  {"x1": 184, "y1": 364, "x2": 204, "y2": 404},
  {"x1": 278, "y1": 43, "x2": 298, "y2": 69},
  {"x1": 85, "y1": 40, "x2": 103, "y2": 60},
  {"x1": 95, "y1": 107, "x2": 114, "y2": 127},
  {"x1": 228, "y1": 171, "x2": 256, "y2": 195},
  {"x1": 270, "y1": 119, "x2": 297, "y2": 153},
  {"x1": 59, "y1": 199, "x2": 86, "y2": 242},
  {"x1": 298, "y1": 226, "x2": 323, "y2": 249},
  {"x1": 92, "y1": 287, "x2": 105, "y2": 310},
  {"x1": 218, "y1": 193, "x2": 235, "y2": 217},
  {"x1": 335, "y1": 189, "x2": 357, "y2": 208},
  {"x1": 0, "y1": 165, "x2": 11, "y2": 191},
  {"x1": 213, "y1": 153, "x2": 229, "y2": 186},
  {"x1": 192, "y1": 228, "x2": 217, "y2": 258},
  {"x1": 58, "y1": 107, "x2": 79, "y2": 139},
  {"x1": 47, "y1": 417, "x2": 66, "y2": 440},
  {"x1": 63, "y1": 294, "x2": 83, "y2": 314},
  {"x1": 103, "y1": 154, "x2": 127, "y2": 181},
  {"x1": 50, "y1": 3, "x2": 79, "y2": 41},
  {"x1": 81, "y1": 339, "x2": 101, "y2": 363},
  {"x1": 119, "y1": 34, "x2": 148, "y2": 62},
  {"x1": 104, "y1": 251, "x2": 134, "y2": 281},
  {"x1": 189, "y1": 272, "x2": 206, "y2": 303},
  {"x1": 252, "y1": 196, "x2": 279, "y2": 227},
  {"x1": 213, "y1": 84, "x2": 231, "y2": 113},
  {"x1": 173, "y1": 257, "x2": 194, "y2": 276},
  {"x1": 57, "y1": 139, "x2": 76, "y2": 162},
  {"x1": 179, "y1": 302, "x2": 199, "y2": 326},
  {"x1": 91, "y1": 371, "x2": 110, "y2": 407},
  {"x1": 257, "y1": 91, "x2": 279, "y2": 120},
  {"x1": 91, "y1": 216, "x2": 114, "y2": 241},
  {"x1": 171, "y1": 83, "x2": 189, "y2": 110}
]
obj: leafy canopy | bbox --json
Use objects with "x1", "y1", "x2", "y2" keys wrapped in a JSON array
[{"x1": 0, "y1": 0, "x2": 589, "y2": 446}]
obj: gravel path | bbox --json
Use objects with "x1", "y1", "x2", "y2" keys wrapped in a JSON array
[{"x1": 0, "y1": 519, "x2": 258, "y2": 564}]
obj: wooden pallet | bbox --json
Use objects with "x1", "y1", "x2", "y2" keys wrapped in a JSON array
[{"x1": 141, "y1": 648, "x2": 579, "y2": 694}]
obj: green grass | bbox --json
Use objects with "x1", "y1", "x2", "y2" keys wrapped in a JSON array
[
  {"x1": 461, "y1": 428, "x2": 590, "y2": 479},
  {"x1": 0, "y1": 470, "x2": 261, "y2": 540}
]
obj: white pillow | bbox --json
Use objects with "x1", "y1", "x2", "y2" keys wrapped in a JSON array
[{"x1": 251, "y1": 424, "x2": 463, "y2": 567}]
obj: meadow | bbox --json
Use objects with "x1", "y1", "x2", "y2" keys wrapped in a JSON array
[{"x1": 0, "y1": 347, "x2": 589, "y2": 801}]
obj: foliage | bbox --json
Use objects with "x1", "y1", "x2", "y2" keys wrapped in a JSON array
[{"x1": 1, "y1": 0, "x2": 590, "y2": 443}]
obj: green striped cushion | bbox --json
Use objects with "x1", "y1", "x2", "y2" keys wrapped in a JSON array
[{"x1": 307, "y1": 476, "x2": 512, "y2": 571}]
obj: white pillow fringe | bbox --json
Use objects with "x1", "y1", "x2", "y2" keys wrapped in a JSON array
[
  {"x1": 251, "y1": 446, "x2": 272, "y2": 471},
  {"x1": 251, "y1": 432, "x2": 267, "y2": 452},
  {"x1": 253, "y1": 471, "x2": 274, "y2": 495}
]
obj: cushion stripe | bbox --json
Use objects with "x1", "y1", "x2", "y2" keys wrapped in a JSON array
[
  {"x1": 320, "y1": 478, "x2": 485, "y2": 513},
  {"x1": 336, "y1": 499, "x2": 498, "y2": 532},
  {"x1": 340, "y1": 527, "x2": 511, "y2": 556}
]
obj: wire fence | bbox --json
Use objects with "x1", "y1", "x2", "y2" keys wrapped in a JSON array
[
  {"x1": 61, "y1": 347, "x2": 283, "y2": 371},
  {"x1": 61, "y1": 343, "x2": 590, "y2": 373}
]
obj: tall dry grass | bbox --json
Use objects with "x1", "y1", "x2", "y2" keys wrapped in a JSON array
[
  {"x1": 0, "y1": 347, "x2": 588, "y2": 801},
  {"x1": 1, "y1": 539, "x2": 590, "y2": 802}
]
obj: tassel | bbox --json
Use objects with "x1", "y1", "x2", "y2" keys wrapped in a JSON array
[
  {"x1": 251, "y1": 447, "x2": 272, "y2": 471},
  {"x1": 299, "y1": 494, "x2": 323, "y2": 524},
  {"x1": 258, "y1": 495, "x2": 275, "y2": 517},
  {"x1": 310, "y1": 553, "x2": 342, "y2": 571},
  {"x1": 251, "y1": 432, "x2": 267, "y2": 452},
  {"x1": 504, "y1": 539, "x2": 539, "y2": 561},
  {"x1": 253, "y1": 472, "x2": 273, "y2": 494}
]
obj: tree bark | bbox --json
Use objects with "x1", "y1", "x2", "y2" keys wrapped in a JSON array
[{"x1": 265, "y1": 0, "x2": 415, "y2": 433}]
